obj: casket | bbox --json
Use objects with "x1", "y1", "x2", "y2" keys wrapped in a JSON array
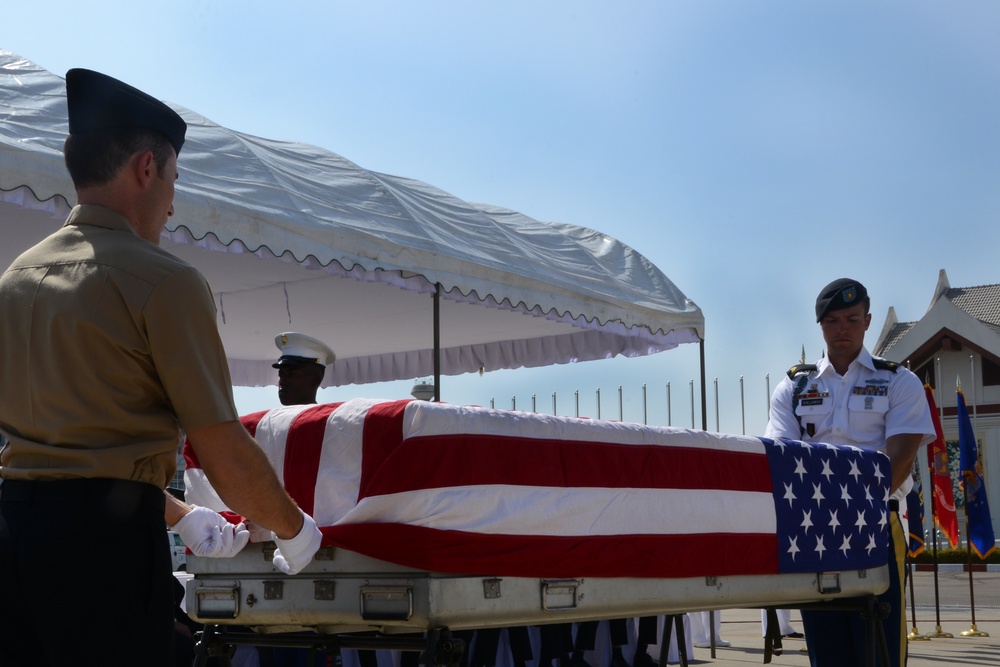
[{"x1": 184, "y1": 398, "x2": 892, "y2": 633}]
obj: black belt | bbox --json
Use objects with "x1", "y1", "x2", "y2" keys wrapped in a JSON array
[
  {"x1": 0, "y1": 478, "x2": 163, "y2": 511},
  {"x1": 888, "y1": 498, "x2": 899, "y2": 513}
]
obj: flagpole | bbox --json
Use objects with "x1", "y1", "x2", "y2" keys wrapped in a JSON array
[
  {"x1": 907, "y1": 560, "x2": 928, "y2": 641},
  {"x1": 739, "y1": 375, "x2": 746, "y2": 435},
  {"x1": 971, "y1": 355, "x2": 978, "y2": 427},
  {"x1": 713, "y1": 377, "x2": 719, "y2": 432},
  {"x1": 960, "y1": 453, "x2": 985, "y2": 637},
  {"x1": 665, "y1": 383, "x2": 671, "y2": 426},
  {"x1": 902, "y1": 359, "x2": 931, "y2": 642},
  {"x1": 907, "y1": 459, "x2": 929, "y2": 640},
  {"x1": 927, "y1": 485, "x2": 942, "y2": 635},
  {"x1": 959, "y1": 366, "x2": 988, "y2": 638},
  {"x1": 689, "y1": 379, "x2": 694, "y2": 429},
  {"x1": 925, "y1": 359, "x2": 953, "y2": 639},
  {"x1": 641, "y1": 384, "x2": 647, "y2": 426},
  {"x1": 764, "y1": 373, "x2": 770, "y2": 421},
  {"x1": 926, "y1": 507, "x2": 949, "y2": 639}
]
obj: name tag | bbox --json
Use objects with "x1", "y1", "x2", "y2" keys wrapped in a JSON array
[{"x1": 799, "y1": 391, "x2": 829, "y2": 400}]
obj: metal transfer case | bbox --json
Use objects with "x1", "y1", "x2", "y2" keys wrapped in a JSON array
[{"x1": 185, "y1": 542, "x2": 889, "y2": 635}]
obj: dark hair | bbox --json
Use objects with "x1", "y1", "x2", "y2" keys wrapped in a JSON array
[{"x1": 63, "y1": 127, "x2": 175, "y2": 189}]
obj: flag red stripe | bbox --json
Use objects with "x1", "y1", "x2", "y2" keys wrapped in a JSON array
[
  {"x1": 240, "y1": 410, "x2": 270, "y2": 439},
  {"x1": 183, "y1": 409, "x2": 270, "y2": 470},
  {"x1": 361, "y1": 434, "x2": 772, "y2": 496},
  {"x1": 359, "y1": 399, "x2": 410, "y2": 500},
  {"x1": 182, "y1": 437, "x2": 200, "y2": 470},
  {"x1": 283, "y1": 403, "x2": 341, "y2": 515},
  {"x1": 323, "y1": 523, "x2": 778, "y2": 578}
]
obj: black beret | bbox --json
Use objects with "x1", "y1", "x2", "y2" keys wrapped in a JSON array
[
  {"x1": 66, "y1": 68, "x2": 186, "y2": 156},
  {"x1": 815, "y1": 278, "x2": 868, "y2": 322}
]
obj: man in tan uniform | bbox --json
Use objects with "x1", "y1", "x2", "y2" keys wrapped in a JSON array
[{"x1": 0, "y1": 68, "x2": 322, "y2": 666}]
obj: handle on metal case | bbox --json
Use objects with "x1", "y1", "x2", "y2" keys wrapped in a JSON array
[
  {"x1": 194, "y1": 583, "x2": 241, "y2": 619},
  {"x1": 541, "y1": 579, "x2": 580, "y2": 611}
]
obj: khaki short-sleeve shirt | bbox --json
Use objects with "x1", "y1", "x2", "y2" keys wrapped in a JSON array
[{"x1": 0, "y1": 205, "x2": 239, "y2": 486}]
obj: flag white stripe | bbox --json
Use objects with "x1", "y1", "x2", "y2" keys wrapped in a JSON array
[
  {"x1": 312, "y1": 400, "x2": 374, "y2": 525},
  {"x1": 404, "y1": 400, "x2": 766, "y2": 454},
  {"x1": 183, "y1": 468, "x2": 227, "y2": 511},
  {"x1": 338, "y1": 485, "x2": 776, "y2": 536},
  {"x1": 253, "y1": 403, "x2": 311, "y2": 482}
]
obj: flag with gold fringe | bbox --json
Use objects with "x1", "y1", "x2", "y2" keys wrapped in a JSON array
[
  {"x1": 957, "y1": 389, "x2": 997, "y2": 559},
  {"x1": 925, "y1": 384, "x2": 959, "y2": 548}
]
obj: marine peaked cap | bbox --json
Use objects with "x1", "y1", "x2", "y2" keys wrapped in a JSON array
[
  {"x1": 273, "y1": 332, "x2": 336, "y2": 368},
  {"x1": 815, "y1": 278, "x2": 868, "y2": 322},
  {"x1": 66, "y1": 68, "x2": 186, "y2": 156}
]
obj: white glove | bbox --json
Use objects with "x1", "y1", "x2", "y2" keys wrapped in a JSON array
[
  {"x1": 172, "y1": 506, "x2": 250, "y2": 558},
  {"x1": 271, "y1": 510, "x2": 323, "y2": 575}
]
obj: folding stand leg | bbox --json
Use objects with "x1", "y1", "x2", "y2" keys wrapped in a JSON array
[
  {"x1": 418, "y1": 628, "x2": 466, "y2": 667},
  {"x1": 306, "y1": 644, "x2": 324, "y2": 667},
  {"x1": 192, "y1": 625, "x2": 234, "y2": 667},
  {"x1": 863, "y1": 597, "x2": 891, "y2": 667},
  {"x1": 673, "y1": 615, "x2": 688, "y2": 667},
  {"x1": 763, "y1": 608, "x2": 783, "y2": 663},
  {"x1": 657, "y1": 615, "x2": 687, "y2": 667}
]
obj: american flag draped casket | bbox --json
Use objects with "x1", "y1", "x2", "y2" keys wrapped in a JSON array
[{"x1": 184, "y1": 398, "x2": 892, "y2": 580}]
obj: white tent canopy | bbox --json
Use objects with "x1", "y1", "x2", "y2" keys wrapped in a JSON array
[{"x1": 0, "y1": 50, "x2": 704, "y2": 390}]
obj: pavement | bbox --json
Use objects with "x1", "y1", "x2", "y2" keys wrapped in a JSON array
[{"x1": 672, "y1": 570, "x2": 999, "y2": 666}]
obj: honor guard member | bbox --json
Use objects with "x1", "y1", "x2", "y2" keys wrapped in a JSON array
[
  {"x1": 0, "y1": 69, "x2": 322, "y2": 667},
  {"x1": 273, "y1": 332, "x2": 336, "y2": 406},
  {"x1": 765, "y1": 278, "x2": 934, "y2": 667}
]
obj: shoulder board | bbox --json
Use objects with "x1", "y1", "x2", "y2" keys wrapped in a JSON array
[
  {"x1": 873, "y1": 358, "x2": 901, "y2": 373},
  {"x1": 786, "y1": 363, "x2": 818, "y2": 379}
]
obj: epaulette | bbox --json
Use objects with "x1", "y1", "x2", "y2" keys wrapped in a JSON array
[
  {"x1": 786, "y1": 363, "x2": 817, "y2": 379},
  {"x1": 873, "y1": 358, "x2": 901, "y2": 373}
]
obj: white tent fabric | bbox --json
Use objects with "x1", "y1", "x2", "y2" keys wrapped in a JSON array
[{"x1": 0, "y1": 50, "x2": 704, "y2": 389}]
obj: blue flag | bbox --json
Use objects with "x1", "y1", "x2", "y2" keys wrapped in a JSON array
[
  {"x1": 957, "y1": 390, "x2": 997, "y2": 559},
  {"x1": 906, "y1": 461, "x2": 925, "y2": 558}
]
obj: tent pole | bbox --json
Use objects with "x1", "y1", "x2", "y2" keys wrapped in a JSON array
[
  {"x1": 433, "y1": 283, "x2": 441, "y2": 402},
  {"x1": 700, "y1": 339, "x2": 708, "y2": 430}
]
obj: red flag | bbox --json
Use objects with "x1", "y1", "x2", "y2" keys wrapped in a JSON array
[{"x1": 925, "y1": 384, "x2": 959, "y2": 548}]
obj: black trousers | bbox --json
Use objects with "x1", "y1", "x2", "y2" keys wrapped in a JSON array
[
  {"x1": 467, "y1": 627, "x2": 534, "y2": 666},
  {"x1": 574, "y1": 620, "x2": 625, "y2": 651},
  {"x1": 0, "y1": 478, "x2": 174, "y2": 667},
  {"x1": 574, "y1": 616, "x2": 657, "y2": 652}
]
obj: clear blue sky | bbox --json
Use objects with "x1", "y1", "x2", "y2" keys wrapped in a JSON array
[{"x1": 6, "y1": 2, "x2": 1000, "y2": 435}]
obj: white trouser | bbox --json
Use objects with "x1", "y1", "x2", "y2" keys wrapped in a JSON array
[
  {"x1": 688, "y1": 610, "x2": 724, "y2": 644},
  {"x1": 760, "y1": 608, "x2": 796, "y2": 637}
]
